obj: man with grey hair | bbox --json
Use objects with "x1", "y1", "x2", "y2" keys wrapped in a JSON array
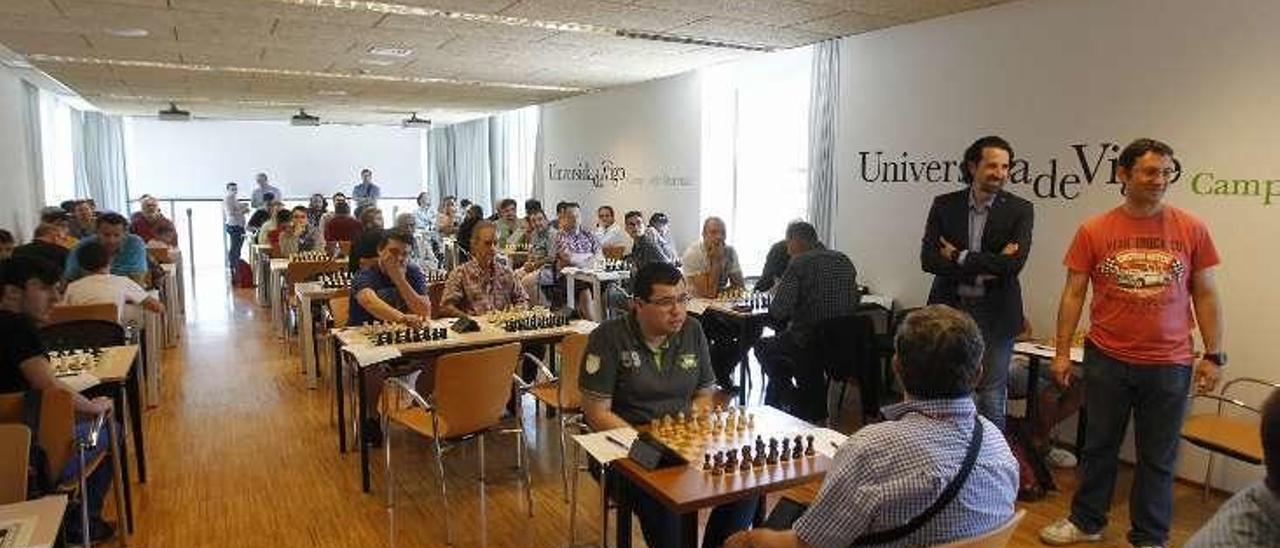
[
  {"x1": 250, "y1": 172, "x2": 281, "y2": 209},
  {"x1": 727, "y1": 305, "x2": 1018, "y2": 548}
]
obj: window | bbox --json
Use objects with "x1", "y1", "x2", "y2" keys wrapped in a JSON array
[
  {"x1": 38, "y1": 89, "x2": 76, "y2": 205},
  {"x1": 701, "y1": 46, "x2": 812, "y2": 275}
]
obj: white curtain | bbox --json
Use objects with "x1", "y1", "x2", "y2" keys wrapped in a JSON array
[
  {"x1": 807, "y1": 39, "x2": 840, "y2": 247},
  {"x1": 429, "y1": 107, "x2": 539, "y2": 211},
  {"x1": 72, "y1": 110, "x2": 130, "y2": 213},
  {"x1": 15, "y1": 81, "x2": 43, "y2": 237}
]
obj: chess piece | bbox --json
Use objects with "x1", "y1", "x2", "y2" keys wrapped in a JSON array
[
  {"x1": 747, "y1": 413, "x2": 756, "y2": 429},
  {"x1": 725, "y1": 449, "x2": 737, "y2": 474},
  {"x1": 740, "y1": 446, "x2": 753, "y2": 471},
  {"x1": 712, "y1": 451, "x2": 725, "y2": 476},
  {"x1": 767, "y1": 438, "x2": 779, "y2": 465},
  {"x1": 793, "y1": 435, "x2": 804, "y2": 459},
  {"x1": 703, "y1": 453, "x2": 712, "y2": 471},
  {"x1": 677, "y1": 411, "x2": 686, "y2": 425},
  {"x1": 805, "y1": 435, "x2": 816, "y2": 457},
  {"x1": 780, "y1": 438, "x2": 791, "y2": 462}
]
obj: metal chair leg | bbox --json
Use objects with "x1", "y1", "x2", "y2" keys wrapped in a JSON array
[
  {"x1": 78, "y1": 447, "x2": 91, "y2": 548},
  {"x1": 108, "y1": 420, "x2": 129, "y2": 545},
  {"x1": 478, "y1": 433, "x2": 486, "y2": 484},
  {"x1": 1203, "y1": 453, "x2": 1215, "y2": 502},
  {"x1": 518, "y1": 430, "x2": 534, "y2": 517},
  {"x1": 600, "y1": 464, "x2": 610, "y2": 548},
  {"x1": 558, "y1": 413, "x2": 570, "y2": 502},
  {"x1": 433, "y1": 437, "x2": 453, "y2": 545}
]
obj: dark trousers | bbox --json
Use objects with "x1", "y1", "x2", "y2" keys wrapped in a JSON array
[
  {"x1": 1069, "y1": 344, "x2": 1191, "y2": 546},
  {"x1": 756, "y1": 330, "x2": 827, "y2": 423},
  {"x1": 702, "y1": 314, "x2": 761, "y2": 391},
  {"x1": 226, "y1": 225, "x2": 245, "y2": 275},
  {"x1": 956, "y1": 299, "x2": 1014, "y2": 431},
  {"x1": 607, "y1": 469, "x2": 756, "y2": 547}
]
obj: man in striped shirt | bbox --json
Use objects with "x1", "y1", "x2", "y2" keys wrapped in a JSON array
[{"x1": 726, "y1": 305, "x2": 1018, "y2": 548}]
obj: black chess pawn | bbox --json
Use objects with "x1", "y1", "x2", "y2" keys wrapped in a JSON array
[
  {"x1": 739, "y1": 448, "x2": 753, "y2": 471},
  {"x1": 725, "y1": 450, "x2": 737, "y2": 473},
  {"x1": 805, "y1": 435, "x2": 816, "y2": 457}
]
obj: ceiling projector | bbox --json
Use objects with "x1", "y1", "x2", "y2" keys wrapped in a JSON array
[
  {"x1": 158, "y1": 102, "x2": 190, "y2": 121},
  {"x1": 402, "y1": 112, "x2": 431, "y2": 129},
  {"x1": 290, "y1": 109, "x2": 321, "y2": 126}
]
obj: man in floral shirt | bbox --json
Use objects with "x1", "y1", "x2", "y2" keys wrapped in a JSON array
[{"x1": 440, "y1": 220, "x2": 529, "y2": 317}]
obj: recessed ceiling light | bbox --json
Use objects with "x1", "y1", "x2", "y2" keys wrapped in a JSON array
[
  {"x1": 106, "y1": 28, "x2": 149, "y2": 38},
  {"x1": 316, "y1": 89, "x2": 348, "y2": 96},
  {"x1": 367, "y1": 46, "x2": 414, "y2": 58},
  {"x1": 358, "y1": 58, "x2": 396, "y2": 67}
]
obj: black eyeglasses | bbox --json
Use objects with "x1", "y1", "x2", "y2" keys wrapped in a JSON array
[{"x1": 643, "y1": 294, "x2": 693, "y2": 308}]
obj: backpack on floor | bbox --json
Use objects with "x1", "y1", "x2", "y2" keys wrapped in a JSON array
[
  {"x1": 233, "y1": 259, "x2": 255, "y2": 288},
  {"x1": 1004, "y1": 415, "x2": 1055, "y2": 501}
]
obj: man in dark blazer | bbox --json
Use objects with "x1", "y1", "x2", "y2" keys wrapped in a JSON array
[{"x1": 920, "y1": 135, "x2": 1034, "y2": 431}]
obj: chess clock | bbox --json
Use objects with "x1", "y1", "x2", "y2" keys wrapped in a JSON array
[{"x1": 628, "y1": 431, "x2": 688, "y2": 470}]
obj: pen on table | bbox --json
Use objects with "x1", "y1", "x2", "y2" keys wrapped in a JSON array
[{"x1": 606, "y1": 434, "x2": 630, "y2": 450}]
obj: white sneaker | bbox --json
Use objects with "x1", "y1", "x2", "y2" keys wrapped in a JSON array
[
  {"x1": 1039, "y1": 518, "x2": 1102, "y2": 545},
  {"x1": 1047, "y1": 447, "x2": 1078, "y2": 468}
]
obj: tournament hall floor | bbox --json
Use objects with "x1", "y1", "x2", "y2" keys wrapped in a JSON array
[{"x1": 96, "y1": 266, "x2": 1227, "y2": 547}]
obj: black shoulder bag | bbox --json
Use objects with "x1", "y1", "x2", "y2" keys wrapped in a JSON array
[
  {"x1": 849, "y1": 415, "x2": 985, "y2": 546},
  {"x1": 23, "y1": 390, "x2": 55, "y2": 499}
]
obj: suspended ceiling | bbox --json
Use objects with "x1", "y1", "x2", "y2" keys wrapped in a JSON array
[{"x1": 0, "y1": 0, "x2": 1016, "y2": 125}]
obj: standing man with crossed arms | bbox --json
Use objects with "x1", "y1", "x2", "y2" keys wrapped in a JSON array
[
  {"x1": 1040, "y1": 138, "x2": 1226, "y2": 547},
  {"x1": 920, "y1": 135, "x2": 1034, "y2": 431}
]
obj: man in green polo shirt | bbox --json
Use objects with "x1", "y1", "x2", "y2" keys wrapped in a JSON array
[{"x1": 581, "y1": 262, "x2": 756, "y2": 547}]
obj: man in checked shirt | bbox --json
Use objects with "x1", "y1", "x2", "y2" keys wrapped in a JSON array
[{"x1": 727, "y1": 305, "x2": 1018, "y2": 547}]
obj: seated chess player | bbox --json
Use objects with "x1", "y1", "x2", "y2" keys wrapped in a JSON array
[
  {"x1": 517, "y1": 209, "x2": 555, "y2": 306},
  {"x1": 726, "y1": 305, "x2": 1019, "y2": 548},
  {"x1": 13, "y1": 223, "x2": 71, "y2": 273},
  {"x1": 0, "y1": 255, "x2": 118, "y2": 542},
  {"x1": 1185, "y1": 387, "x2": 1280, "y2": 547},
  {"x1": 440, "y1": 220, "x2": 529, "y2": 317},
  {"x1": 682, "y1": 216, "x2": 748, "y2": 393},
  {"x1": 554, "y1": 202, "x2": 603, "y2": 320},
  {"x1": 278, "y1": 206, "x2": 320, "y2": 256},
  {"x1": 754, "y1": 222, "x2": 860, "y2": 422},
  {"x1": 64, "y1": 212, "x2": 150, "y2": 286},
  {"x1": 63, "y1": 240, "x2": 164, "y2": 325},
  {"x1": 580, "y1": 262, "x2": 757, "y2": 548},
  {"x1": 348, "y1": 230, "x2": 432, "y2": 445}
]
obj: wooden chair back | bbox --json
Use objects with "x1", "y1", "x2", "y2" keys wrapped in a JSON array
[
  {"x1": 933, "y1": 509, "x2": 1026, "y2": 548},
  {"x1": 40, "y1": 320, "x2": 126, "y2": 351},
  {"x1": 0, "y1": 424, "x2": 31, "y2": 504},
  {"x1": 47, "y1": 303, "x2": 119, "y2": 325},
  {"x1": 432, "y1": 343, "x2": 521, "y2": 438},
  {"x1": 328, "y1": 297, "x2": 349, "y2": 328},
  {"x1": 555, "y1": 333, "x2": 590, "y2": 410},
  {"x1": 0, "y1": 390, "x2": 76, "y2": 482},
  {"x1": 286, "y1": 260, "x2": 344, "y2": 286}
]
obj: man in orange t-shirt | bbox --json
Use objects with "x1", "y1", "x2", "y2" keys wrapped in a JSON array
[{"x1": 1040, "y1": 139, "x2": 1226, "y2": 548}]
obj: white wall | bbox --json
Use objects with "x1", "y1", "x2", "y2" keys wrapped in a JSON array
[
  {"x1": 538, "y1": 72, "x2": 702, "y2": 250},
  {"x1": 0, "y1": 65, "x2": 38, "y2": 240},
  {"x1": 835, "y1": 0, "x2": 1279, "y2": 491},
  {"x1": 125, "y1": 118, "x2": 428, "y2": 199}
]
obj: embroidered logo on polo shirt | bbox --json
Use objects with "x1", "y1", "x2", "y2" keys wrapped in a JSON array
[
  {"x1": 584, "y1": 354, "x2": 601, "y2": 375},
  {"x1": 678, "y1": 354, "x2": 698, "y2": 370},
  {"x1": 620, "y1": 351, "x2": 640, "y2": 369}
]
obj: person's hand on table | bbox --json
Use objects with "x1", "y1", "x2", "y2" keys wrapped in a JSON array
[
  {"x1": 399, "y1": 314, "x2": 426, "y2": 328},
  {"x1": 1193, "y1": 358, "x2": 1221, "y2": 393}
]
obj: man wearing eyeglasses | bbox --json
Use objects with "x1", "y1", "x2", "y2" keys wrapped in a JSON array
[
  {"x1": 581, "y1": 262, "x2": 757, "y2": 547},
  {"x1": 1040, "y1": 138, "x2": 1226, "y2": 548},
  {"x1": 440, "y1": 220, "x2": 529, "y2": 317}
]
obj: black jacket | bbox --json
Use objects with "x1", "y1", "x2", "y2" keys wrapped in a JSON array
[{"x1": 920, "y1": 189, "x2": 1034, "y2": 339}]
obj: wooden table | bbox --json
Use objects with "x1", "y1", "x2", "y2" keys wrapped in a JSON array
[
  {"x1": 1012, "y1": 341, "x2": 1086, "y2": 450},
  {"x1": 0, "y1": 495, "x2": 67, "y2": 548},
  {"x1": 611, "y1": 406, "x2": 831, "y2": 547},
  {"x1": 562, "y1": 267, "x2": 630, "y2": 320},
  {"x1": 159, "y1": 263, "x2": 182, "y2": 348},
  {"x1": 333, "y1": 317, "x2": 598, "y2": 492},
  {"x1": 83, "y1": 345, "x2": 143, "y2": 533},
  {"x1": 295, "y1": 281, "x2": 349, "y2": 390},
  {"x1": 139, "y1": 291, "x2": 164, "y2": 409}
]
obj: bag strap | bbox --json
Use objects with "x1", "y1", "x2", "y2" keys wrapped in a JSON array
[{"x1": 850, "y1": 414, "x2": 985, "y2": 546}]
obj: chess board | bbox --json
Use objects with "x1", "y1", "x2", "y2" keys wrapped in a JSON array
[
  {"x1": 484, "y1": 306, "x2": 571, "y2": 332},
  {"x1": 713, "y1": 288, "x2": 772, "y2": 314},
  {"x1": 424, "y1": 270, "x2": 449, "y2": 284},
  {"x1": 645, "y1": 405, "x2": 818, "y2": 475},
  {"x1": 318, "y1": 271, "x2": 353, "y2": 289},
  {"x1": 359, "y1": 322, "x2": 449, "y2": 346},
  {"x1": 503, "y1": 243, "x2": 532, "y2": 253},
  {"x1": 47, "y1": 349, "x2": 104, "y2": 377},
  {"x1": 600, "y1": 258, "x2": 629, "y2": 272}
]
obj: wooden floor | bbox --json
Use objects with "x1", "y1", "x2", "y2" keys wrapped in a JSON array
[{"x1": 103, "y1": 271, "x2": 1226, "y2": 547}]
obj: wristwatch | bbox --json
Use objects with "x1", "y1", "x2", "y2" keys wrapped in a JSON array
[{"x1": 1203, "y1": 352, "x2": 1228, "y2": 367}]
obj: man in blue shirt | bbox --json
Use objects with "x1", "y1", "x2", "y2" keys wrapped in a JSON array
[
  {"x1": 348, "y1": 230, "x2": 431, "y2": 445},
  {"x1": 726, "y1": 305, "x2": 1019, "y2": 548},
  {"x1": 64, "y1": 212, "x2": 149, "y2": 286},
  {"x1": 250, "y1": 172, "x2": 281, "y2": 209},
  {"x1": 352, "y1": 168, "x2": 381, "y2": 210}
]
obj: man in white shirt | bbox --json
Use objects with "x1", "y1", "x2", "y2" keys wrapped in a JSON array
[
  {"x1": 62, "y1": 240, "x2": 163, "y2": 324},
  {"x1": 250, "y1": 172, "x2": 281, "y2": 209},
  {"x1": 224, "y1": 182, "x2": 249, "y2": 277},
  {"x1": 594, "y1": 205, "x2": 632, "y2": 257}
]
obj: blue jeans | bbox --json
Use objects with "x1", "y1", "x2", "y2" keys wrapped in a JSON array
[
  {"x1": 959, "y1": 301, "x2": 1014, "y2": 431},
  {"x1": 609, "y1": 469, "x2": 757, "y2": 547},
  {"x1": 226, "y1": 225, "x2": 245, "y2": 273},
  {"x1": 59, "y1": 420, "x2": 116, "y2": 521},
  {"x1": 1069, "y1": 344, "x2": 1191, "y2": 546}
]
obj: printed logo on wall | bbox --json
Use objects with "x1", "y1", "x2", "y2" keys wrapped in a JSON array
[
  {"x1": 855, "y1": 142, "x2": 1148, "y2": 201},
  {"x1": 547, "y1": 159, "x2": 694, "y2": 190}
]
